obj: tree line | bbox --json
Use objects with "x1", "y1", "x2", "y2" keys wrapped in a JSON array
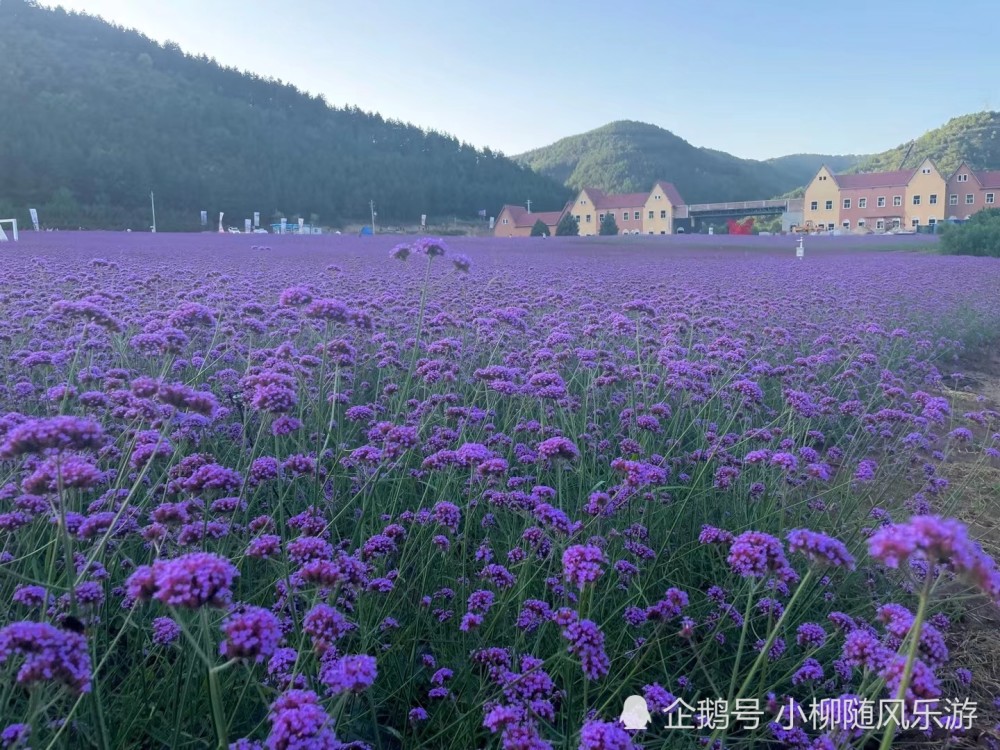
[{"x1": 0, "y1": 1, "x2": 571, "y2": 230}]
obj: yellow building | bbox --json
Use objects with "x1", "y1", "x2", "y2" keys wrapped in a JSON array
[
  {"x1": 802, "y1": 166, "x2": 841, "y2": 230},
  {"x1": 643, "y1": 181, "x2": 685, "y2": 234},
  {"x1": 903, "y1": 159, "x2": 946, "y2": 229},
  {"x1": 567, "y1": 182, "x2": 687, "y2": 236},
  {"x1": 802, "y1": 160, "x2": 947, "y2": 232},
  {"x1": 570, "y1": 188, "x2": 602, "y2": 236}
]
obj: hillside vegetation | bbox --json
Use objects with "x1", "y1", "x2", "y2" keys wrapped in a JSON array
[
  {"x1": 0, "y1": 1, "x2": 570, "y2": 230},
  {"x1": 851, "y1": 111, "x2": 1000, "y2": 175},
  {"x1": 515, "y1": 121, "x2": 861, "y2": 203}
]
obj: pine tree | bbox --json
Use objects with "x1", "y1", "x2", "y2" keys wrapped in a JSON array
[
  {"x1": 555, "y1": 213, "x2": 579, "y2": 236},
  {"x1": 599, "y1": 213, "x2": 619, "y2": 235},
  {"x1": 530, "y1": 219, "x2": 549, "y2": 237}
]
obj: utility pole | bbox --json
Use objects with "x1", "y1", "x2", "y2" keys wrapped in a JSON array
[
  {"x1": 526, "y1": 199, "x2": 532, "y2": 213},
  {"x1": 150, "y1": 191, "x2": 156, "y2": 233},
  {"x1": 369, "y1": 200, "x2": 376, "y2": 233}
]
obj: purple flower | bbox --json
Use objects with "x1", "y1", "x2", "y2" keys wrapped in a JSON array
[
  {"x1": 152, "y1": 617, "x2": 181, "y2": 646},
  {"x1": 303, "y1": 604, "x2": 355, "y2": 655},
  {"x1": 795, "y1": 622, "x2": 827, "y2": 649},
  {"x1": 0, "y1": 621, "x2": 92, "y2": 693},
  {"x1": 220, "y1": 606, "x2": 283, "y2": 663},
  {"x1": 868, "y1": 515, "x2": 1000, "y2": 603},
  {"x1": 579, "y1": 720, "x2": 636, "y2": 750},
  {"x1": 537, "y1": 437, "x2": 579, "y2": 462},
  {"x1": 266, "y1": 689, "x2": 338, "y2": 748},
  {"x1": 561, "y1": 619, "x2": 609, "y2": 681},
  {"x1": 791, "y1": 658, "x2": 824, "y2": 685},
  {"x1": 786, "y1": 529, "x2": 856, "y2": 570},
  {"x1": 127, "y1": 552, "x2": 239, "y2": 609},
  {"x1": 727, "y1": 531, "x2": 799, "y2": 582},
  {"x1": 562, "y1": 545, "x2": 606, "y2": 590},
  {"x1": 319, "y1": 654, "x2": 377, "y2": 695},
  {"x1": 0, "y1": 416, "x2": 105, "y2": 458}
]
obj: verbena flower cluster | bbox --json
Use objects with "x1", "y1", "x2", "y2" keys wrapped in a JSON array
[{"x1": 0, "y1": 232, "x2": 998, "y2": 748}]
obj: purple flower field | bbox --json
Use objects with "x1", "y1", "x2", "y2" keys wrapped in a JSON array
[{"x1": 1, "y1": 231, "x2": 999, "y2": 749}]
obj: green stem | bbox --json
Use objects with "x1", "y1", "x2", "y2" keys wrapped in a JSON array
[{"x1": 877, "y1": 571, "x2": 934, "y2": 750}]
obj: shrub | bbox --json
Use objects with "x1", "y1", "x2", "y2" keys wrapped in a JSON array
[
  {"x1": 530, "y1": 219, "x2": 549, "y2": 237},
  {"x1": 555, "y1": 212, "x2": 579, "y2": 236},
  {"x1": 599, "y1": 213, "x2": 619, "y2": 235},
  {"x1": 940, "y1": 208, "x2": 1000, "y2": 256}
]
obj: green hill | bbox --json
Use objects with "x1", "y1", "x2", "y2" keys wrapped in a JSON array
[
  {"x1": 515, "y1": 121, "x2": 861, "y2": 203},
  {"x1": 0, "y1": 0, "x2": 571, "y2": 230},
  {"x1": 849, "y1": 111, "x2": 1000, "y2": 175}
]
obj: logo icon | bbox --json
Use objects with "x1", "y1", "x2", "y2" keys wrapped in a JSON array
[{"x1": 620, "y1": 695, "x2": 651, "y2": 731}]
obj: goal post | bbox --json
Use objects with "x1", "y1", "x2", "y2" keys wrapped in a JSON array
[{"x1": 0, "y1": 218, "x2": 18, "y2": 242}]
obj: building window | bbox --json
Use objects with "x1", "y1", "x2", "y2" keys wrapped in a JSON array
[
  {"x1": 827, "y1": 223, "x2": 835, "y2": 230},
  {"x1": 660, "y1": 210, "x2": 667, "y2": 219},
  {"x1": 949, "y1": 194, "x2": 958, "y2": 205},
  {"x1": 987, "y1": 193, "x2": 996, "y2": 204},
  {"x1": 858, "y1": 219, "x2": 866, "y2": 227},
  {"x1": 502, "y1": 218, "x2": 508, "y2": 225},
  {"x1": 599, "y1": 213, "x2": 605, "y2": 222},
  {"x1": 912, "y1": 195, "x2": 921, "y2": 205},
  {"x1": 859, "y1": 198, "x2": 867, "y2": 209},
  {"x1": 929, "y1": 194, "x2": 937, "y2": 204},
  {"x1": 966, "y1": 194, "x2": 975, "y2": 204},
  {"x1": 911, "y1": 218, "x2": 919, "y2": 227},
  {"x1": 810, "y1": 201, "x2": 818, "y2": 210},
  {"x1": 842, "y1": 220, "x2": 850, "y2": 229},
  {"x1": 892, "y1": 218, "x2": 901, "y2": 229},
  {"x1": 825, "y1": 200, "x2": 833, "y2": 210},
  {"x1": 877, "y1": 196, "x2": 885, "y2": 207},
  {"x1": 958, "y1": 174, "x2": 968, "y2": 182},
  {"x1": 876, "y1": 219, "x2": 885, "y2": 230},
  {"x1": 843, "y1": 199, "x2": 851, "y2": 209},
  {"x1": 634, "y1": 211, "x2": 640, "y2": 220},
  {"x1": 648, "y1": 211, "x2": 654, "y2": 219},
  {"x1": 893, "y1": 196, "x2": 902, "y2": 207},
  {"x1": 929, "y1": 218, "x2": 937, "y2": 225},
  {"x1": 922, "y1": 167, "x2": 931, "y2": 174},
  {"x1": 586, "y1": 214, "x2": 591, "y2": 223}
]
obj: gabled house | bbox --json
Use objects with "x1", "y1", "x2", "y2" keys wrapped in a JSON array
[
  {"x1": 946, "y1": 163, "x2": 1000, "y2": 220},
  {"x1": 644, "y1": 181, "x2": 686, "y2": 235},
  {"x1": 802, "y1": 159, "x2": 946, "y2": 232},
  {"x1": 494, "y1": 204, "x2": 566, "y2": 237},
  {"x1": 566, "y1": 183, "x2": 686, "y2": 236}
]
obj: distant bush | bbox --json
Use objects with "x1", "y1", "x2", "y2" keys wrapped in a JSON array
[
  {"x1": 599, "y1": 213, "x2": 619, "y2": 236},
  {"x1": 940, "y1": 208, "x2": 1000, "y2": 257},
  {"x1": 555, "y1": 213, "x2": 579, "y2": 236},
  {"x1": 530, "y1": 219, "x2": 549, "y2": 237}
]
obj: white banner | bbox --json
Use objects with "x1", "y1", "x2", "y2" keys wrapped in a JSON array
[
  {"x1": 421, "y1": 214, "x2": 426, "y2": 227},
  {"x1": 298, "y1": 217, "x2": 305, "y2": 234},
  {"x1": 200, "y1": 210, "x2": 208, "y2": 226},
  {"x1": 489, "y1": 216, "x2": 495, "y2": 229},
  {"x1": 280, "y1": 218, "x2": 287, "y2": 234},
  {"x1": 218, "y1": 212, "x2": 225, "y2": 233},
  {"x1": 253, "y1": 211, "x2": 260, "y2": 228},
  {"x1": 245, "y1": 219, "x2": 251, "y2": 233},
  {"x1": 29, "y1": 208, "x2": 39, "y2": 231}
]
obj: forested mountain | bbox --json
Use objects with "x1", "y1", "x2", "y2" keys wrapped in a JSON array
[
  {"x1": 849, "y1": 111, "x2": 1000, "y2": 176},
  {"x1": 0, "y1": 0, "x2": 571, "y2": 230},
  {"x1": 515, "y1": 121, "x2": 862, "y2": 203}
]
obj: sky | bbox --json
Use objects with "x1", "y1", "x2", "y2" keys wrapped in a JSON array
[{"x1": 43, "y1": 0, "x2": 1000, "y2": 160}]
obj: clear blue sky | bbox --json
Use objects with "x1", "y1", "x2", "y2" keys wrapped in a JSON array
[{"x1": 45, "y1": 0, "x2": 998, "y2": 160}]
